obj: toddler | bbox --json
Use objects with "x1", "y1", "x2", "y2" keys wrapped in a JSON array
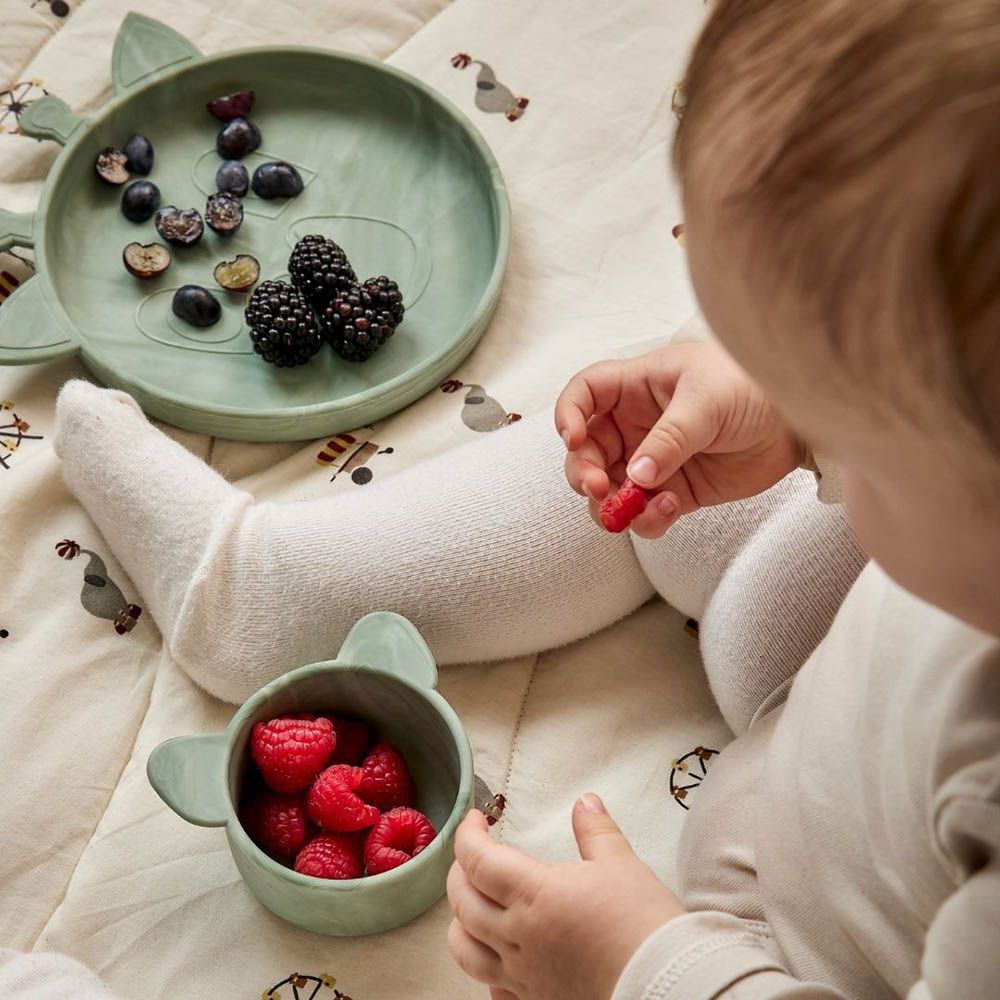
[{"x1": 8, "y1": 0, "x2": 996, "y2": 996}]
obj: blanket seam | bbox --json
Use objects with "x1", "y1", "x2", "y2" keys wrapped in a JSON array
[
  {"x1": 496, "y1": 653, "x2": 538, "y2": 845},
  {"x1": 28, "y1": 644, "x2": 161, "y2": 951}
]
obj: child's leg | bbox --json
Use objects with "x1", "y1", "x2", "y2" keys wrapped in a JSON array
[
  {"x1": 54, "y1": 381, "x2": 654, "y2": 704},
  {"x1": 633, "y1": 471, "x2": 866, "y2": 734}
]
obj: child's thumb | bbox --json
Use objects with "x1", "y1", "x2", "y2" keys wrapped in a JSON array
[
  {"x1": 626, "y1": 379, "x2": 718, "y2": 489},
  {"x1": 572, "y1": 794, "x2": 637, "y2": 862}
]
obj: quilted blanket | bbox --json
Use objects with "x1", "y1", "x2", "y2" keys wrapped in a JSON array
[{"x1": 0, "y1": 1, "x2": 730, "y2": 996}]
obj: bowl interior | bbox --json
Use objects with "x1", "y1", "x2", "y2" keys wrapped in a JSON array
[
  {"x1": 43, "y1": 48, "x2": 504, "y2": 418},
  {"x1": 229, "y1": 666, "x2": 464, "y2": 869}
]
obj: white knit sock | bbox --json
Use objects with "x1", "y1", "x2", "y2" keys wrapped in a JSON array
[
  {"x1": 54, "y1": 381, "x2": 654, "y2": 704},
  {"x1": 0, "y1": 949, "x2": 120, "y2": 999}
]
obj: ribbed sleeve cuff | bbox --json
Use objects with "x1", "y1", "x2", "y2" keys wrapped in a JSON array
[{"x1": 611, "y1": 912, "x2": 785, "y2": 1000}]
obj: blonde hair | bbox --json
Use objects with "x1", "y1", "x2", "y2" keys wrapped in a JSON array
[{"x1": 675, "y1": 0, "x2": 1000, "y2": 471}]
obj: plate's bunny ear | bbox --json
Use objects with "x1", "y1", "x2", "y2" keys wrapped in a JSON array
[{"x1": 112, "y1": 13, "x2": 201, "y2": 96}]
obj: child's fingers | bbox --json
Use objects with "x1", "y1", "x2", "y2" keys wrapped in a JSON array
[
  {"x1": 626, "y1": 377, "x2": 720, "y2": 489},
  {"x1": 447, "y1": 860, "x2": 508, "y2": 948},
  {"x1": 629, "y1": 491, "x2": 682, "y2": 539},
  {"x1": 455, "y1": 810, "x2": 541, "y2": 907},
  {"x1": 555, "y1": 362, "x2": 624, "y2": 449},
  {"x1": 448, "y1": 917, "x2": 505, "y2": 984},
  {"x1": 490, "y1": 988, "x2": 520, "y2": 1000}
]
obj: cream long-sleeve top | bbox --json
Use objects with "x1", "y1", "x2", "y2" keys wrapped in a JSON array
[{"x1": 613, "y1": 560, "x2": 1000, "y2": 999}]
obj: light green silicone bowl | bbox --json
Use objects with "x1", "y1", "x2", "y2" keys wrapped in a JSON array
[
  {"x1": 0, "y1": 14, "x2": 509, "y2": 441},
  {"x1": 147, "y1": 612, "x2": 475, "y2": 936}
]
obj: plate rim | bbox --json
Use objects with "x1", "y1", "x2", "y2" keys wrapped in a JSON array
[{"x1": 35, "y1": 44, "x2": 511, "y2": 424}]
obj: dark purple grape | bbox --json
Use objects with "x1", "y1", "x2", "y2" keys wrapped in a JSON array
[
  {"x1": 95, "y1": 147, "x2": 129, "y2": 185},
  {"x1": 122, "y1": 242, "x2": 171, "y2": 279},
  {"x1": 251, "y1": 161, "x2": 304, "y2": 199},
  {"x1": 123, "y1": 134, "x2": 154, "y2": 175},
  {"x1": 216, "y1": 117, "x2": 261, "y2": 159},
  {"x1": 215, "y1": 160, "x2": 249, "y2": 196},
  {"x1": 213, "y1": 254, "x2": 260, "y2": 291},
  {"x1": 205, "y1": 192, "x2": 244, "y2": 235},
  {"x1": 207, "y1": 90, "x2": 255, "y2": 122},
  {"x1": 172, "y1": 285, "x2": 221, "y2": 327},
  {"x1": 154, "y1": 206, "x2": 204, "y2": 246},
  {"x1": 121, "y1": 180, "x2": 161, "y2": 222}
]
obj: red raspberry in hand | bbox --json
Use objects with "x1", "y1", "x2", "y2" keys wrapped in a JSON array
[
  {"x1": 365, "y1": 807, "x2": 437, "y2": 875},
  {"x1": 328, "y1": 715, "x2": 372, "y2": 765},
  {"x1": 599, "y1": 479, "x2": 651, "y2": 533},
  {"x1": 251, "y1": 715, "x2": 336, "y2": 793},
  {"x1": 240, "y1": 789, "x2": 309, "y2": 859},
  {"x1": 357, "y1": 741, "x2": 416, "y2": 811},
  {"x1": 308, "y1": 764, "x2": 381, "y2": 832},
  {"x1": 294, "y1": 832, "x2": 364, "y2": 880}
]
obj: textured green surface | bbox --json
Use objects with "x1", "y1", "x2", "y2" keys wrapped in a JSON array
[
  {"x1": 146, "y1": 613, "x2": 475, "y2": 937},
  {"x1": 0, "y1": 16, "x2": 509, "y2": 441}
]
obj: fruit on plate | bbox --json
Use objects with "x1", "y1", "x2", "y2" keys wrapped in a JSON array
[
  {"x1": 245, "y1": 279, "x2": 323, "y2": 367},
  {"x1": 154, "y1": 206, "x2": 204, "y2": 246},
  {"x1": 122, "y1": 241, "x2": 171, "y2": 279},
  {"x1": 171, "y1": 285, "x2": 222, "y2": 328},
  {"x1": 308, "y1": 764, "x2": 381, "y2": 832},
  {"x1": 207, "y1": 89, "x2": 255, "y2": 122},
  {"x1": 95, "y1": 147, "x2": 130, "y2": 185},
  {"x1": 251, "y1": 714, "x2": 336, "y2": 793},
  {"x1": 364, "y1": 807, "x2": 436, "y2": 875},
  {"x1": 120, "y1": 180, "x2": 161, "y2": 222},
  {"x1": 598, "y1": 479, "x2": 651, "y2": 533},
  {"x1": 294, "y1": 832, "x2": 364, "y2": 880},
  {"x1": 240, "y1": 789, "x2": 309, "y2": 859},
  {"x1": 123, "y1": 133, "x2": 154, "y2": 175},
  {"x1": 216, "y1": 116, "x2": 261, "y2": 159},
  {"x1": 287, "y1": 234, "x2": 356, "y2": 306},
  {"x1": 361, "y1": 275, "x2": 405, "y2": 325},
  {"x1": 251, "y1": 160, "x2": 304, "y2": 199},
  {"x1": 215, "y1": 159, "x2": 250, "y2": 196},
  {"x1": 318, "y1": 281, "x2": 399, "y2": 362},
  {"x1": 204, "y1": 191, "x2": 244, "y2": 235},
  {"x1": 213, "y1": 254, "x2": 260, "y2": 292}
]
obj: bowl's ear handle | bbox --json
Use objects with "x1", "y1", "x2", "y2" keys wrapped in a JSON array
[
  {"x1": 0, "y1": 210, "x2": 79, "y2": 365},
  {"x1": 147, "y1": 733, "x2": 230, "y2": 827},
  {"x1": 111, "y1": 14, "x2": 202, "y2": 96},
  {"x1": 337, "y1": 612, "x2": 440, "y2": 690}
]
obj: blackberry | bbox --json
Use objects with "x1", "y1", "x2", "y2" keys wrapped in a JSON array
[
  {"x1": 288, "y1": 235, "x2": 357, "y2": 306},
  {"x1": 244, "y1": 280, "x2": 323, "y2": 367},
  {"x1": 319, "y1": 284, "x2": 398, "y2": 363},
  {"x1": 361, "y1": 276, "x2": 405, "y2": 325}
]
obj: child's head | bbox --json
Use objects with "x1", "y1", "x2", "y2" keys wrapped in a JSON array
[{"x1": 676, "y1": 0, "x2": 999, "y2": 630}]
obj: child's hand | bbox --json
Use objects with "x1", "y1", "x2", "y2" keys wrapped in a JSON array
[
  {"x1": 556, "y1": 341, "x2": 808, "y2": 537},
  {"x1": 447, "y1": 796, "x2": 685, "y2": 999}
]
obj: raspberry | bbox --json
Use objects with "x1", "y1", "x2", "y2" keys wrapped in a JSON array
[
  {"x1": 308, "y1": 764, "x2": 381, "y2": 832},
  {"x1": 328, "y1": 715, "x2": 372, "y2": 765},
  {"x1": 294, "y1": 832, "x2": 364, "y2": 880},
  {"x1": 598, "y1": 479, "x2": 651, "y2": 533},
  {"x1": 240, "y1": 789, "x2": 309, "y2": 859},
  {"x1": 250, "y1": 715, "x2": 336, "y2": 793},
  {"x1": 357, "y1": 742, "x2": 416, "y2": 811},
  {"x1": 364, "y1": 807, "x2": 437, "y2": 875}
]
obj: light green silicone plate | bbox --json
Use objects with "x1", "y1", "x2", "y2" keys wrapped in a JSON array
[{"x1": 0, "y1": 15, "x2": 509, "y2": 441}]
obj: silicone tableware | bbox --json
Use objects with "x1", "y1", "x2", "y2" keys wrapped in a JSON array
[
  {"x1": 147, "y1": 612, "x2": 475, "y2": 936},
  {"x1": 0, "y1": 15, "x2": 509, "y2": 441}
]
